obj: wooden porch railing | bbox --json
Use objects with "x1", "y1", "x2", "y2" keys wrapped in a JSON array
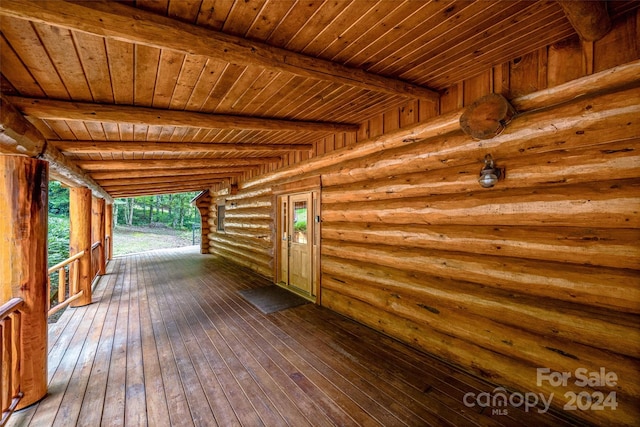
[
  {"x1": 90, "y1": 241, "x2": 102, "y2": 282},
  {"x1": 0, "y1": 297, "x2": 24, "y2": 427},
  {"x1": 104, "y1": 235, "x2": 110, "y2": 262},
  {"x1": 47, "y1": 251, "x2": 85, "y2": 317}
]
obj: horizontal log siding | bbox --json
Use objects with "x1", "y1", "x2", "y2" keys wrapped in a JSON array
[
  {"x1": 208, "y1": 187, "x2": 274, "y2": 278},
  {"x1": 208, "y1": 15, "x2": 640, "y2": 426},
  {"x1": 320, "y1": 87, "x2": 640, "y2": 426}
]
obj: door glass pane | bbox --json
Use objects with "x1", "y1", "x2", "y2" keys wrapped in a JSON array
[
  {"x1": 282, "y1": 201, "x2": 287, "y2": 240},
  {"x1": 292, "y1": 201, "x2": 307, "y2": 244}
]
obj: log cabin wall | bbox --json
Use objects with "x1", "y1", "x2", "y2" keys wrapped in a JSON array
[
  {"x1": 209, "y1": 185, "x2": 274, "y2": 278},
  {"x1": 207, "y1": 11, "x2": 639, "y2": 425}
]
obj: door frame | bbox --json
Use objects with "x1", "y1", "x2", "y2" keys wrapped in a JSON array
[{"x1": 273, "y1": 177, "x2": 321, "y2": 303}]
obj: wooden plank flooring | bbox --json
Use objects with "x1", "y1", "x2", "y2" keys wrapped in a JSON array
[{"x1": 8, "y1": 247, "x2": 580, "y2": 427}]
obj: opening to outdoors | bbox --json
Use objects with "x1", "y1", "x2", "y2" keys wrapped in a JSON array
[
  {"x1": 47, "y1": 183, "x2": 202, "y2": 321},
  {"x1": 113, "y1": 192, "x2": 201, "y2": 257}
]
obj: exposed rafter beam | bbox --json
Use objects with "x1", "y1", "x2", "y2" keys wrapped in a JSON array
[
  {"x1": 0, "y1": 97, "x2": 46, "y2": 156},
  {"x1": 557, "y1": 0, "x2": 611, "y2": 41},
  {"x1": 77, "y1": 159, "x2": 275, "y2": 171},
  {"x1": 102, "y1": 180, "x2": 224, "y2": 192},
  {"x1": 0, "y1": 96, "x2": 113, "y2": 202},
  {"x1": 95, "y1": 173, "x2": 236, "y2": 187},
  {"x1": 52, "y1": 141, "x2": 313, "y2": 154},
  {"x1": 7, "y1": 97, "x2": 357, "y2": 133},
  {"x1": 0, "y1": 0, "x2": 439, "y2": 102},
  {"x1": 109, "y1": 185, "x2": 216, "y2": 198},
  {"x1": 89, "y1": 168, "x2": 246, "y2": 180}
]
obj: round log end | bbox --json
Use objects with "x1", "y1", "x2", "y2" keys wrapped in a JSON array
[{"x1": 459, "y1": 93, "x2": 517, "y2": 140}]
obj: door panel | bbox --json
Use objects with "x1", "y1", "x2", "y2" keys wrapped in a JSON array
[
  {"x1": 288, "y1": 193, "x2": 312, "y2": 293},
  {"x1": 278, "y1": 196, "x2": 288, "y2": 284}
]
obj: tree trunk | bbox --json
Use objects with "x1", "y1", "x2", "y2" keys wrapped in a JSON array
[{"x1": 127, "y1": 198, "x2": 134, "y2": 225}]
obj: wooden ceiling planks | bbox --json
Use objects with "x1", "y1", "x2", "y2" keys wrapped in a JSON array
[
  {"x1": 2, "y1": 0, "x2": 625, "y2": 198},
  {"x1": 0, "y1": 0, "x2": 439, "y2": 99},
  {"x1": 1, "y1": 17, "x2": 69, "y2": 99},
  {"x1": 422, "y1": 3, "x2": 575, "y2": 87}
]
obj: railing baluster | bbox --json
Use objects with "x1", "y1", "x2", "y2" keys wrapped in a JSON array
[
  {"x1": 73, "y1": 259, "x2": 79, "y2": 295},
  {"x1": 0, "y1": 298, "x2": 24, "y2": 426},
  {"x1": 11, "y1": 313, "x2": 20, "y2": 403},
  {"x1": 58, "y1": 267, "x2": 66, "y2": 304},
  {"x1": 46, "y1": 276, "x2": 51, "y2": 313},
  {"x1": 1, "y1": 323, "x2": 6, "y2": 413},
  {"x1": 2, "y1": 319, "x2": 10, "y2": 414},
  {"x1": 47, "y1": 250, "x2": 86, "y2": 317}
]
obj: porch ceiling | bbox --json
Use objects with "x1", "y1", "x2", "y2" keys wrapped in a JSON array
[{"x1": 0, "y1": 0, "x2": 633, "y2": 197}]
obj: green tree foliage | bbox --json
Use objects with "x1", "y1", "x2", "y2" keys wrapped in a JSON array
[
  {"x1": 47, "y1": 186, "x2": 200, "y2": 269},
  {"x1": 115, "y1": 192, "x2": 200, "y2": 229},
  {"x1": 48, "y1": 181, "x2": 70, "y2": 267},
  {"x1": 49, "y1": 181, "x2": 69, "y2": 216}
]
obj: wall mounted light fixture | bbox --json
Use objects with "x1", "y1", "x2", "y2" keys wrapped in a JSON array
[{"x1": 478, "y1": 154, "x2": 503, "y2": 188}]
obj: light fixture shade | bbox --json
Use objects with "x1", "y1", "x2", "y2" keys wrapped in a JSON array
[
  {"x1": 478, "y1": 171, "x2": 499, "y2": 188},
  {"x1": 478, "y1": 154, "x2": 501, "y2": 188}
]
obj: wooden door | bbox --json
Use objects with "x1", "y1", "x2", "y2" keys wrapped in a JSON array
[
  {"x1": 278, "y1": 196, "x2": 289, "y2": 284},
  {"x1": 288, "y1": 193, "x2": 312, "y2": 294}
]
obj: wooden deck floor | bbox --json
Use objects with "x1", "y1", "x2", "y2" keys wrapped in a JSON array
[{"x1": 9, "y1": 247, "x2": 578, "y2": 427}]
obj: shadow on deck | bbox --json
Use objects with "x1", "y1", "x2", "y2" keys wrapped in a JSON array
[{"x1": 9, "y1": 247, "x2": 577, "y2": 426}]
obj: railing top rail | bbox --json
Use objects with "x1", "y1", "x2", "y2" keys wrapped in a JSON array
[
  {"x1": 91, "y1": 241, "x2": 101, "y2": 250},
  {"x1": 47, "y1": 250, "x2": 86, "y2": 275},
  {"x1": 48, "y1": 290, "x2": 84, "y2": 317},
  {"x1": 0, "y1": 297, "x2": 24, "y2": 320}
]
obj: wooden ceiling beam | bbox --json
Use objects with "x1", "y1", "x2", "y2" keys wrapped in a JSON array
[
  {"x1": 89, "y1": 168, "x2": 245, "y2": 180},
  {"x1": 0, "y1": 96, "x2": 45, "y2": 156},
  {"x1": 0, "y1": 95, "x2": 113, "y2": 202},
  {"x1": 110, "y1": 188, "x2": 210, "y2": 198},
  {"x1": 77, "y1": 159, "x2": 275, "y2": 171},
  {"x1": 0, "y1": 0, "x2": 439, "y2": 102},
  {"x1": 102, "y1": 180, "x2": 224, "y2": 192},
  {"x1": 7, "y1": 97, "x2": 357, "y2": 133},
  {"x1": 108, "y1": 183, "x2": 217, "y2": 197},
  {"x1": 557, "y1": 1, "x2": 611, "y2": 41},
  {"x1": 52, "y1": 141, "x2": 313, "y2": 154},
  {"x1": 96, "y1": 173, "x2": 236, "y2": 187}
]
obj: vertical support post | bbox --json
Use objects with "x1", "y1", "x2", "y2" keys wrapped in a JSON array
[
  {"x1": 105, "y1": 203, "x2": 113, "y2": 261},
  {"x1": 92, "y1": 197, "x2": 105, "y2": 275},
  {"x1": 69, "y1": 187, "x2": 92, "y2": 307},
  {"x1": 198, "y1": 206, "x2": 209, "y2": 254},
  {"x1": 0, "y1": 155, "x2": 48, "y2": 409}
]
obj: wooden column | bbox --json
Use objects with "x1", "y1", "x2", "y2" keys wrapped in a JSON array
[
  {"x1": 69, "y1": 188, "x2": 92, "y2": 307},
  {"x1": 0, "y1": 155, "x2": 48, "y2": 409},
  {"x1": 197, "y1": 206, "x2": 210, "y2": 254},
  {"x1": 92, "y1": 197, "x2": 106, "y2": 275},
  {"x1": 105, "y1": 203, "x2": 113, "y2": 261}
]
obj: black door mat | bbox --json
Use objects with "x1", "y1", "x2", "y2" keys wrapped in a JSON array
[{"x1": 238, "y1": 285, "x2": 309, "y2": 314}]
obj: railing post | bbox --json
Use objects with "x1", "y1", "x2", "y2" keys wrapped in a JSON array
[
  {"x1": 0, "y1": 155, "x2": 48, "y2": 409},
  {"x1": 70, "y1": 187, "x2": 92, "y2": 307},
  {"x1": 91, "y1": 197, "x2": 106, "y2": 276}
]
